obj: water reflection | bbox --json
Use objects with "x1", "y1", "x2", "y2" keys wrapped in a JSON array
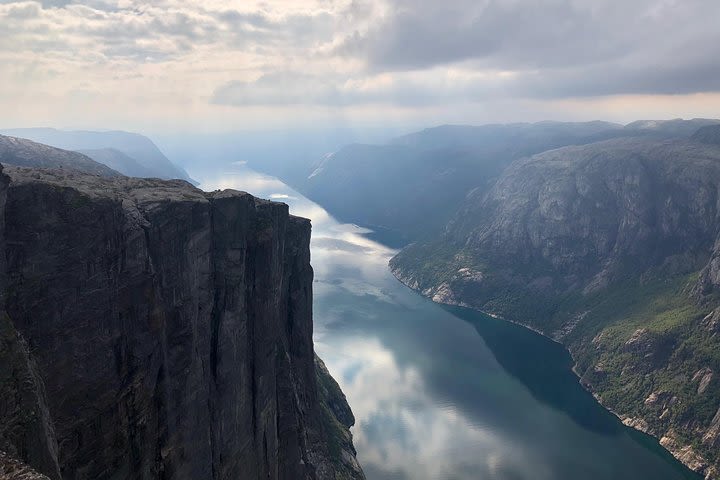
[
  {"x1": 445, "y1": 305, "x2": 622, "y2": 436},
  {"x1": 194, "y1": 164, "x2": 698, "y2": 480}
]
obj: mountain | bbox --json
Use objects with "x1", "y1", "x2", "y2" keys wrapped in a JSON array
[
  {"x1": 390, "y1": 135, "x2": 720, "y2": 479},
  {"x1": 390, "y1": 121, "x2": 624, "y2": 149},
  {"x1": 692, "y1": 125, "x2": 720, "y2": 146},
  {"x1": 624, "y1": 118, "x2": 720, "y2": 137},
  {"x1": 300, "y1": 120, "x2": 713, "y2": 244},
  {"x1": 77, "y1": 148, "x2": 156, "y2": 178},
  {"x1": 0, "y1": 128, "x2": 194, "y2": 182},
  {"x1": 0, "y1": 162, "x2": 363, "y2": 479},
  {"x1": 0, "y1": 134, "x2": 119, "y2": 177},
  {"x1": 301, "y1": 122, "x2": 628, "y2": 243}
]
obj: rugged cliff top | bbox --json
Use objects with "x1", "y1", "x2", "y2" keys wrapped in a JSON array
[
  {"x1": 4, "y1": 165, "x2": 309, "y2": 225},
  {"x1": 0, "y1": 451, "x2": 50, "y2": 480},
  {"x1": 0, "y1": 162, "x2": 355, "y2": 480}
]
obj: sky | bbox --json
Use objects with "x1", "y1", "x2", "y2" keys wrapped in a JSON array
[{"x1": 2, "y1": 0, "x2": 720, "y2": 133}]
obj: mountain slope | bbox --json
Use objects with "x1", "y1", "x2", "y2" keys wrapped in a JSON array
[
  {"x1": 0, "y1": 128, "x2": 193, "y2": 182},
  {"x1": 302, "y1": 121, "x2": 634, "y2": 243},
  {"x1": 692, "y1": 125, "x2": 720, "y2": 146},
  {"x1": 390, "y1": 136, "x2": 720, "y2": 479},
  {"x1": 625, "y1": 118, "x2": 720, "y2": 137},
  {"x1": 77, "y1": 148, "x2": 156, "y2": 177},
  {"x1": 0, "y1": 135, "x2": 119, "y2": 177},
  {"x1": 390, "y1": 121, "x2": 625, "y2": 149}
]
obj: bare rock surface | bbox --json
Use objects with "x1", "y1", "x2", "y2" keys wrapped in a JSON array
[{"x1": 0, "y1": 165, "x2": 363, "y2": 480}]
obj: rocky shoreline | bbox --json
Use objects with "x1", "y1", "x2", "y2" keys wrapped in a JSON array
[{"x1": 390, "y1": 264, "x2": 714, "y2": 480}]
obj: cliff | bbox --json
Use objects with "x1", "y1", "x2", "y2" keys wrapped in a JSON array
[
  {"x1": 391, "y1": 136, "x2": 720, "y2": 479},
  {"x1": 0, "y1": 165, "x2": 363, "y2": 480}
]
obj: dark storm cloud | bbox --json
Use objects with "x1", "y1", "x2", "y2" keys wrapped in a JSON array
[
  {"x1": 3, "y1": 0, "x2": 719, "y2": 110},
  {"x1": 335, "y1": 0, "x2": 720, "y2": 98}
]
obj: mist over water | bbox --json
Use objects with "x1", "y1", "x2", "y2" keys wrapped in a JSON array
[{"x1": 194, "y1": 163, "x2": 698, "y2": 480}]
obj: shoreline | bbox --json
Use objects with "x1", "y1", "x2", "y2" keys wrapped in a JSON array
[{"x1": 389, "y1": 266, "x2": 711, "y2": 480}]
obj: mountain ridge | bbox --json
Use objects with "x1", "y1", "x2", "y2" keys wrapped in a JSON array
[
  {"x1": 0, "y1": 134, "x2": 120, "y2": 177},
  {"x1": 0, "y1": 128, "x2": 194, "y2": 183}
]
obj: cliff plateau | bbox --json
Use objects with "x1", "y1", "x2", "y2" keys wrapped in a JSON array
[{"x1": 0, "y1": 165, "x2": 363, "y2": 480}]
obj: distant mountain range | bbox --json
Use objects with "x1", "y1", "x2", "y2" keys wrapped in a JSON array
[
  {"x1": 294, "y1": 119, "x2": 720, "y2": 244},
  {"x1": 0, "y1": 134, "x2": 120, "y2": 177},
  {"x1": 0, "y1": 128, "x2": 195, "y2": 183}
]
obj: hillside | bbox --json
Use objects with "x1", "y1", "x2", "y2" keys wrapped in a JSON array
[
  {"x1": 0, "y1": 128, "x2": 194, "y2": 183},
  {"x1": 390, "y1": 135, "x2": 720, "y2": 478},
  {"x1": 302, "y1": 121, "x2": 640, "y2": 242},
  {"x1": 692, "y1": 125, "x2": 720, "y2": 146},
  {"x1": 301, "y1": 120, "x2": 720, "y2": 244},
  {"x1": 0, "y1": 135, "x2": 119, "y2": 176},
  {"x1": 77, "y1": 148, "x2": 156, "y2": 178}
]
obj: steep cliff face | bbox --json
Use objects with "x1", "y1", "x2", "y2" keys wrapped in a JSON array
[
  {"x1": 0, "y1": 165, "x2": 363, "y2": 480},
  {"x1": 391, "y1": 136, "x2": 720, "y2": 478}
]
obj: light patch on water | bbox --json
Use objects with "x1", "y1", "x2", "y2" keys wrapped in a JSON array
[
  {"x1": 314, "y1": 336, "x2": 545, "y2": 480},
  {"x1": 269, "y1": 193, "x2": 295, "y2": 200}
]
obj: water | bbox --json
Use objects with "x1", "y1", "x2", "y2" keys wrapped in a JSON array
[{"x1": 194, "y1": 163, "x2": 698, "y2": 480}]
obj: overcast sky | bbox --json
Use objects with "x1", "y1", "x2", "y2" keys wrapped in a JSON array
[{"x1": 1, "y1": 0, "x2": 720, "y2": 132}]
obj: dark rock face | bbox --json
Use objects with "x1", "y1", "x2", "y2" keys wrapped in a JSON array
[
  {"x1": 0, "y1": 136, "x2": 119, "y2": 177},
  {"x1": 0, "y1": 314, "x2": 61, "y2": 480},
  {"x1": 0, "y1": 169, "x2": 61, "y2": 480},
  {"x1": 0, "y1": 165, "x2": 363, "y2": 480}
]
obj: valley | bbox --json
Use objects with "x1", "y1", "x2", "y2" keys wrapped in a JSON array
[
  {"x1": 193, "y1": 162, "x2": 703, "y2": 480},
  {"x1": 280, "y1": 120, "x2": 720, "y2": 479}
]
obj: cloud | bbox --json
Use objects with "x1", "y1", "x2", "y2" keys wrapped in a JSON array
[
  {"x1": 339, "y1": 0, "x2": 719, "y2": 69},
  {"x1": 0, "y1": 1, "x2": 351, "y2": 62},
  {"x1": 1, "y1": 0, "x2": 720, "y2": 127},
  {"x1": 208, "y1": 0, "x2": 720, "y2": 108},
  {"x1": 331, "y1": 0, "x2": 720, "y2": 98},
  {"x1": 211, "y1": 68, "x2": 505, "y2": 107}
]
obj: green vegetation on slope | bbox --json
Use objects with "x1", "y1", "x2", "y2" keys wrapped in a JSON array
[{"x1": 392, "y1": 242, "x2": 720, "y2": 475}]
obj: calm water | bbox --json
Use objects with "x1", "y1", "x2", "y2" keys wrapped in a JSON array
[{"x1": 195, "y1": 163, "x2": 698, "y2": 480}]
